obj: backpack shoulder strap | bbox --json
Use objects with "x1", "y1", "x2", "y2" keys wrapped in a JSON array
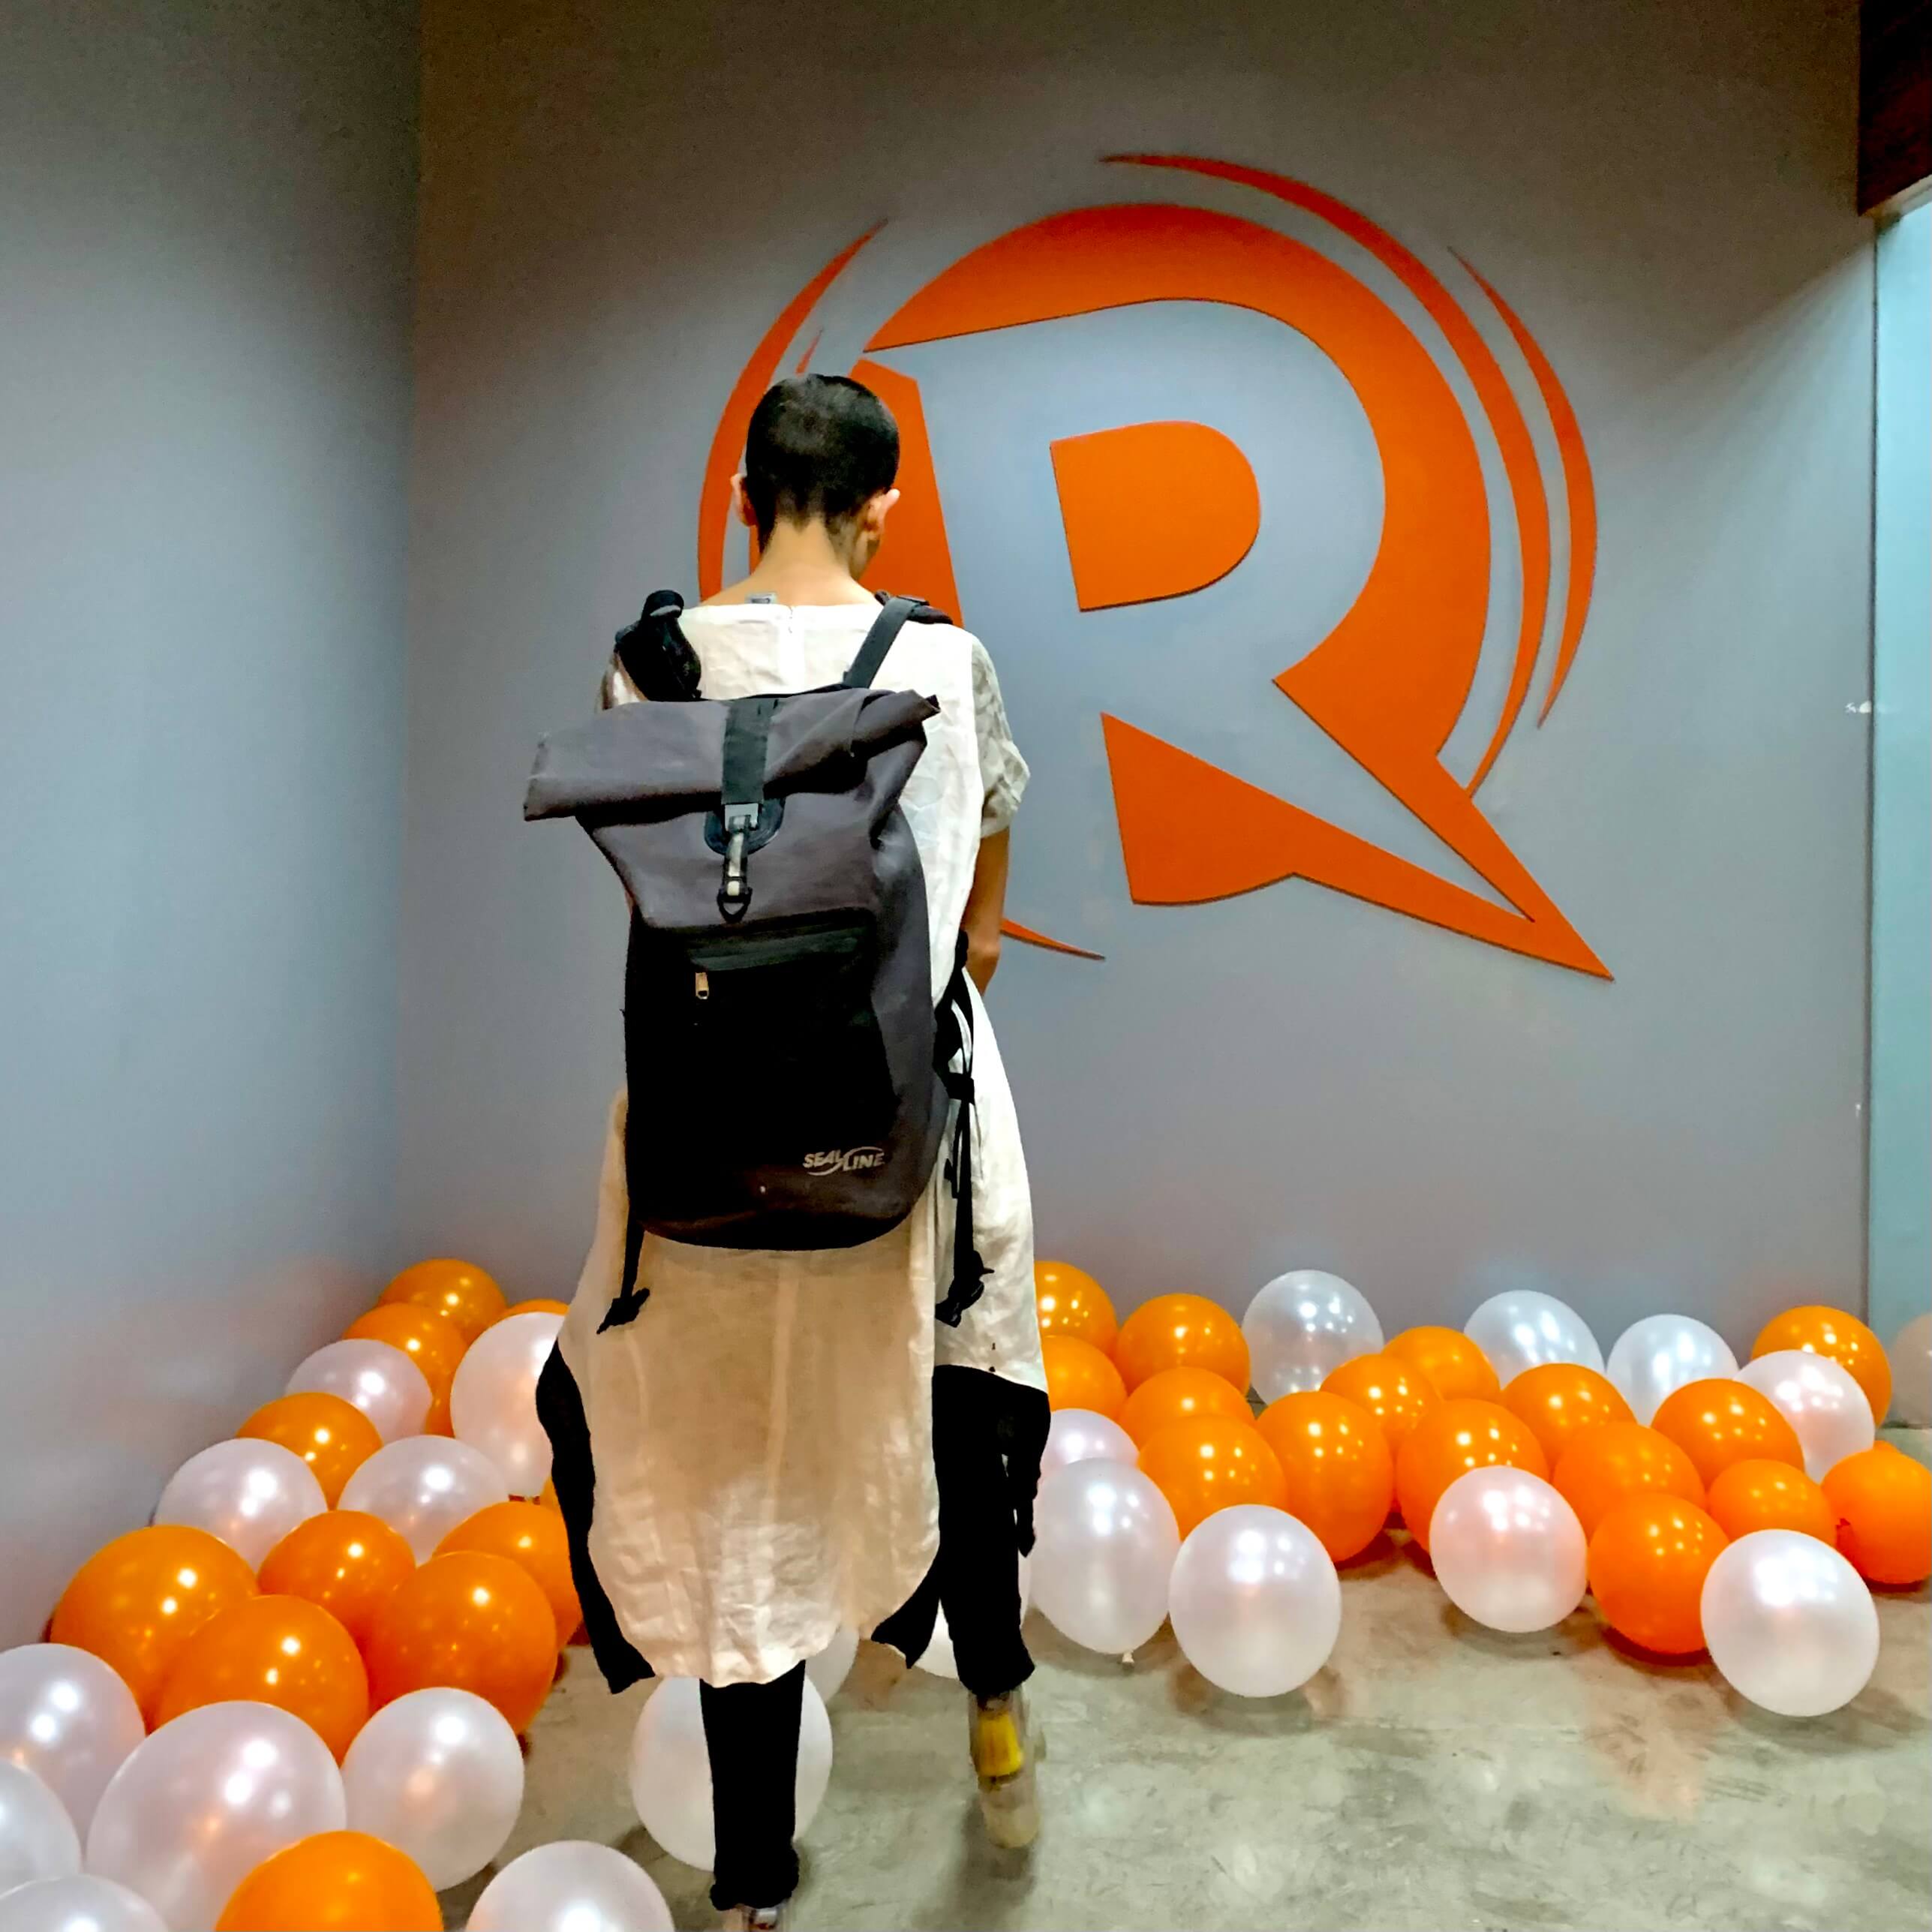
[{"x1": 842, "y1": 594, "x2": 924, "y2": 690}]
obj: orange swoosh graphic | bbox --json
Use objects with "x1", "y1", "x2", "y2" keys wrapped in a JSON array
[
  {"x1": 1112, "y1": 155, "x2": 1558, "y2": 792},
  {"x1": 1002, "y1": 921, "x2": 1106, "y2": 960},
  {"x1": 1460, "y1": 261, "x2": 1599, "y2": 723}
]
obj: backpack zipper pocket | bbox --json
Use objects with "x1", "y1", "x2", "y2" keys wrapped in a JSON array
[
  {"x1": 636, "y1": 914, "x2": 895, "y2": 1167},
  {"x1": 681, "y1": 916, "x2": 870, "y2": 980}
]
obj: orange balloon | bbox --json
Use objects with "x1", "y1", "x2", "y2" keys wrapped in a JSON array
[
  {"x1": 1113, "y1": 1294, "x2": 1251, "y2": 1394},
  {"x1": 50, "y1": 1525, "x2": 257, "y2": 1722},
  {"x1": 1119, "y1": 1366, "x2": 1251, "y2": 1448},
  {"x1": 1395, "y1": 1399, "x2": 1546, "y2": 1549},
  {"x1": 1034, "y1": 1260, "x2": 1118, "y2": 1354},
  {"x1": 1650, "y1": 1378, "x2": 1803, "y2": 1489},
  {"x1": 503, "y1": 1298, "x2": 570, "y2": 1321},
  {"x1": 1256, "y1": 1391, "x2": 1396, "y2": 1562},
  {"x1": 1752, "y1": 1306, "x2": 1892, "y2": 1423},
  {"x1": 1822, "y1": 1445, "x2": 1931, "y2": 1585},
  {"x1": 1707, "y1": 1459, "x2": 1836, "y2": 1545},
  {"x1": 1321, "y1": 1353, "x2": 1441, "y2": 1455},
  {"x1": 365, "y1": 1552, "x2": 557, "y2": 1735},
  {"x1": 1386, "y1": 1326, "x2": 1501, "y2": 1402},
  {"x1": 1503, "y1": 1363, "x2": 1634, "y2": 1467},
  {"x1": 346, "y1": 1303, "x2": 470, "y2": 1435},
  {"x1": 1137, "y1": 1416, "x2": 1287, "y2": 1539},
  {"x1": 217, "y1": 1831, "x2": 442, "y2": 1930},
  {"x1": 257, "y1": 1511, "x2": 416, "y2": 1654},
  {"x1": 237, "y1": 1393, "x2": 383, "y2": 1506},
  {"x1": 1588, "y1": 1496, "x2": 1727, "y2": 1654},
  {"x1": 437, "y1": 1500, "x2": 579, "y2": 1648},
  {"x1": 155, "y1": 1596, "x2": 368, "y2": 1760},
  {"x1": 1552, "y1": 1422, "x2": 1705, "y2": 1540},
  {"x1": 379, "y1": 1258, "x2": 506, "y2": 1345},
  {"x1": 1041, "y1": 1335, "x2": 1127, "y2": 1419}
]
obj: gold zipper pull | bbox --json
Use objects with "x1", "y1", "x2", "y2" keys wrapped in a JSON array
[{"x1": 694, "y1": 969, "x2": 711, "y2": 1001}]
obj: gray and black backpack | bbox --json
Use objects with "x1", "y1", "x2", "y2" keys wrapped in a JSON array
[{"x1": 524, "y1": 593, "x2": 987, "y2": 1333}]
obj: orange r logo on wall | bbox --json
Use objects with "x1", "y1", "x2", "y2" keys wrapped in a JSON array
[{"x1": 699, "y1": 155, "x2": 1609, "y2": 978}]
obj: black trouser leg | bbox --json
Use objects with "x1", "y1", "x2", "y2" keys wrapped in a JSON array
[
  {"x1": 872, "y1": 1366, "x2": 1041, "y2": 1697},
  {"x1": 934, "y1": 1365, "x2": 1034, "y2": 1699},
  {"x1": 699, "y1": 1662, "x2": 804, "y2": 1910}
]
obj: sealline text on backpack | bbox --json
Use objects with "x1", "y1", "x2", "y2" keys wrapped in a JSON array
[{"x1": 524, "y1": 593, "x2": 987, "y2": 1333}]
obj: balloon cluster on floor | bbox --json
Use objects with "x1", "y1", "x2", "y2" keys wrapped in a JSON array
[
  {"x1": 1032, "y1": 1263, "x2": 1930, "y2": 1716},
  {"x1": 0, "y1": 1261, "x2": 680, "y2": 1932},
  {"x1": 7, "y1": 1257, "x2": 1927, "y2": 1927}
]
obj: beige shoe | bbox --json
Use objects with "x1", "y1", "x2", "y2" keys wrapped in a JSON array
[
  {"x1": 719, "y1": 1906, "x2": 789, "y2": 1931},
  {"x1": 967, "y1": 1687, "x2": 1041, "y2": 1849}
]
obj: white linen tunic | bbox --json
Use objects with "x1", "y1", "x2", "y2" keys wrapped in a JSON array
[{"x1": 555, "y1": 603, "x2": 1046, "y2": 1687}]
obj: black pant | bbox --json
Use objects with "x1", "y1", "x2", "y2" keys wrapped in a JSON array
[
  {"x1": 700, "y1": 1665, "x2": 807, "y2": 1912},
  {"x1": 702, "y1": 1366, "x2": 1036, "y2": 1910}
]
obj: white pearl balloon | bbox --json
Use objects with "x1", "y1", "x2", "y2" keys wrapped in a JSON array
[
  {"x1": 1041, "y1": 1408, "x2": 1136, "y2": 1476},
  {"x1": 85, "y1": 1702, "x2": 345, "y2": 1932},
  {"x1": 1890, "y1": 1312, "x2": 1931, "y2": 1426},
  {"x1": 338, "y1": 1435, "x2": 510, "y2": 1562},
  {"x1": 1702, "y1": 1529, "x2": 1880, "y2": 1716},
  {"x1": 804, "y1": 1628, "x2": 858, "y2": 1703},
  {"x1": 0, "y1": 1876, "x2": 165, "y2": 1932},
  {"x1": 1168, "y1": 1505, "x2": 1340, "y2": 1698},
  {"x1": 628, "y1": 1677, "x2": 831, "y2": 1873},
  {"x1": 915, "y1": 1556, "x2": 1031, "y2": 1681},
  {"x1": 468, "y1": 1841, "x2": 675, "y2": 1932},
  {"x1": 152, "y1": 1440, "x2": 326, "y2": 1570},
  {"x1": 0, "y1": 1645, "x2": 146, "y2": 1836},
  {"x1": 1242, "y1": 1270, "x2": 1383, "y2": 1402},
  {"x1": 450, "y1": 1312, "x2": 563, "y2": 1495},
  {"x1": 0, "y1": 1761, "x2": 81, "y2": 1896},
  {"x1": 341, "y1": 1687, "x2": 522, "y2": 1890},
  {"x1": 1030, "y1": 1461, "x2": 1179, "y2": 1657},
  {"x1": 1464, "y1": 1291, "x2": 1603, "y2": 1384},
  {"x1": 1605, "y1": 1315, "x2": 1738, "y2": 1423},
  {"x1": 285, "y1": 1339, "x2": 431, "y2": 1441},
  {"x1": 1738, "y1": 1351, "x2": 1875, "y2": 1479},
  {"x1": 1428, "y1": 1467, "x2": 1588, "y2": 1633}
]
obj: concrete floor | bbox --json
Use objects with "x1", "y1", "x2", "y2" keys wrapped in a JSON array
[{"x1": 446, "y1": 1436, "x2": 1932, "y2": 1932}]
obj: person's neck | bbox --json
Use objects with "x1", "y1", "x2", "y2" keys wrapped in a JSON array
[{"x1": 735, "y1": 521, "x2": 875, "y2": 605}]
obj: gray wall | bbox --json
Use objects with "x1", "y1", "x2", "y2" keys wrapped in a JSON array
[
  {"x1": 401, "y1": 0, "x2": 1873, "y2": 1350},
  {"x1": 1869, "y1": 202, "x2": 1931, "y2": 1346},
  {"x1": 0, "y1": 0, "x2": 418, "y2": 1639}
]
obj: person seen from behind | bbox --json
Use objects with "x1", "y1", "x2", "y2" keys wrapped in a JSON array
[{"x1": 536, "y1": 374, "x2": 1050, "y2": 1932}]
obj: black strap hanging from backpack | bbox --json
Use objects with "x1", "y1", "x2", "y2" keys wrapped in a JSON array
[
  {"x1": 857, "y1": 598, "x2": 989, "y2": 1327},
  {"x1": 855, "y1": 599, "x2": 987, "y2": 1321},
  {"x1": 933, "y1": 931, "x2": 989, "y2": 1327}
]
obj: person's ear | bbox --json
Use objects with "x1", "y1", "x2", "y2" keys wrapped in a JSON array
[
  {"x1": 849, "y1": 488, "x2": 900, "y2": 577},
  {"x1": 864, "y1": 488, "x2": 900, "y2": 539},
  {"x1": 731, "y1": 473, "x2": 758, "y2": 530}
]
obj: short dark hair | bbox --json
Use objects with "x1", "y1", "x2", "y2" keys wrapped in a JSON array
[{"x1": 743, "y1": 374, "x2": 899, "y2": 542}]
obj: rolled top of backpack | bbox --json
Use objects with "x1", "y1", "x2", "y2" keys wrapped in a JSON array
[{"x1": 524, "y1": 684, "x2": 939, "y2": 823}]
